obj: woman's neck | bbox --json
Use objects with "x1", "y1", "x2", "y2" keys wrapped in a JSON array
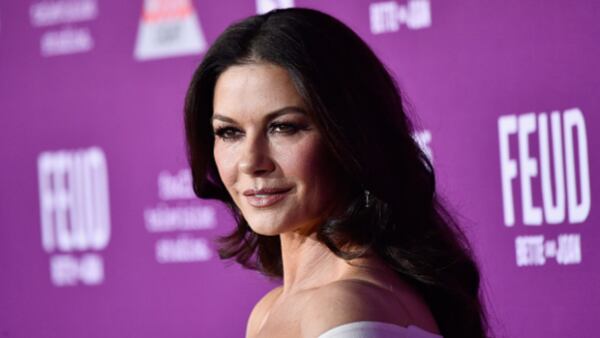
[{"x1": 279, "y1": 230, "x2": 357, "y2": 296}]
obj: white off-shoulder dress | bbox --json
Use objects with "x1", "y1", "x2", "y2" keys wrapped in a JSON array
[{"x1": 318, "y1": 321, "x2": 442, "y2": 338}]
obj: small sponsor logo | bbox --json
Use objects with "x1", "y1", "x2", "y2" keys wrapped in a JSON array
[
  {"x1": 256, "y1": 0, "x2": 295, "y2": 14},
  {"x1": 30, "y1": 0, "x2": 97, "y2": 27},
  {"x1": 29, "y1": 0, "x2": 98, "y2": 56},
  {"x1": 515, "y1": 234, "x2": 581, "y2": 266},
  {"x1": 370, "y1": 0, "x2": 431, "y2": 34},
  {"x1": 143, "y1": 168, "x2": 216, "y2": 264},
  {"x1": 134, "y1": 0, "x2": 207, "y2": 61}
]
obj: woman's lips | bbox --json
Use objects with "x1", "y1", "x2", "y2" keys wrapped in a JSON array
[{"x1": 243, "y1": 187, "x2": 292, "y2": 208}]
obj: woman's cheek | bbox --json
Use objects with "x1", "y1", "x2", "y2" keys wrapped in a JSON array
[
  {"x1": 279, "y1": 136, "x2": 325, "y2": 179},
  {"x1": 214, "y1": 144, "x2": 236, "y2": 187}
]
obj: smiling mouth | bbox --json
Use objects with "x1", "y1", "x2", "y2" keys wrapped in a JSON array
[{"x1": 243, "y1": 187, "x2": 292, "y2": 208}]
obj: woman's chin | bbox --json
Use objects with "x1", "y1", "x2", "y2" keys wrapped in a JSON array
[{"x1": 247, "y1": 223, "x2": 285, "y2": 237}]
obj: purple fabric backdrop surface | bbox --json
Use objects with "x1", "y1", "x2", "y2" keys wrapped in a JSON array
[{"x1": 0, "y1": 1, "x2": 598, "y2": 337}]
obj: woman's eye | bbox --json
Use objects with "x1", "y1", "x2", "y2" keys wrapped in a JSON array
[
  {"x1": 214, "y1": 126, "x2": 243, "y2": 141},
  {"x1": 269, "y1": 122, "x2": 303, "y2": 135}
]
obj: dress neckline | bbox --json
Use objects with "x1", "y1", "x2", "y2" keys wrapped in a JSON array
[{"x1": 317, "y1": 321, "x2": 442, "y2": 338}]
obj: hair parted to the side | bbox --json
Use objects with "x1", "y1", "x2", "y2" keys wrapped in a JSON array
[{"x1": 184, "y1": 8, "x2": 489, "y2": 338}]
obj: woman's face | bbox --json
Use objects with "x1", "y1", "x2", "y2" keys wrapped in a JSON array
[{"x1": 212, "y1": 63, "x2": 340, "y2": 236}]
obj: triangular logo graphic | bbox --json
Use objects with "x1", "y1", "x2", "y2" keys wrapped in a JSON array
[
  {"x1": 256, "y1": 0, "x2": 294, "y2": 14},
  {"x1": 134, "y1": 0, "x2": 207, "y2": 61}
]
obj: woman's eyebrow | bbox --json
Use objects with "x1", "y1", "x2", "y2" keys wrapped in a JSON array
[
  {"x1": 264, "y1": 106, "x2": 308, "y2": 120},
  {"x1": 211, "y1": 114, "x2": 236, "y2": 124},
  {"x1": 211, "y1": 106, "x2": 308, "y2": 124}
]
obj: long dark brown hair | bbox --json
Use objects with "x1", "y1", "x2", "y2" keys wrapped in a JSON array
[{"x1": 184, "y1": 8, "x2": 488, "y2": 338}]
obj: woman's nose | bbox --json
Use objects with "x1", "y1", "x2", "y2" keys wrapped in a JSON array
[{"x1": 238, "y1": 135, "x2": 275, "y2": 176}]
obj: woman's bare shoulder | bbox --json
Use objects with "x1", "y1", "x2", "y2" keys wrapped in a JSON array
[
  {"x1": 300, "y1": 279, "x2": 413, "y2": 338},
  {"x1": 246, "y1": 286, "x2": 283, "y2": 337}
]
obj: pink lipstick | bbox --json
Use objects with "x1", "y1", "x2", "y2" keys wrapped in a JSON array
[{"x1": 243, "y1": 187, "x2": 292, "y2": 208}]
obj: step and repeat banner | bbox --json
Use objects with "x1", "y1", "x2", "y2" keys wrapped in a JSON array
[{"x1": 0, "y1": 1, "x2": 597, "y2": 337}]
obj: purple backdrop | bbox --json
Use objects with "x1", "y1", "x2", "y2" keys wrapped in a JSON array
[{"x1": 1, "y1": 1, "x2": 598, "y2": 337}]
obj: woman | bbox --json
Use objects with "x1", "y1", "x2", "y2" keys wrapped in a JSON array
[{"x1": 185, "y1": 8, "x2": 488, "y2": 338}]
